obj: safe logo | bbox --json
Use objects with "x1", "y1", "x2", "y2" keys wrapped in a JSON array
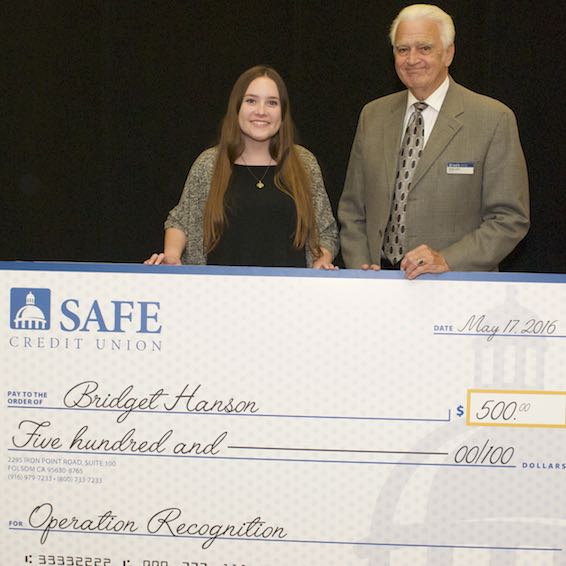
[
  {"x1": 10, "y1": 288, "x2": 51, "y2": 330},
  {"x1": 9, "y1": 287, "x2": 161, "y2": 334}
]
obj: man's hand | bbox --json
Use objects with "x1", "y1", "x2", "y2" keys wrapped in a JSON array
[{"x1": 401, "y1": 245, "x2": 450, "y2": 279}]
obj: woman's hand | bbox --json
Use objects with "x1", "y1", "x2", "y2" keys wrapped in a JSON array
[
  {"x1": 312, "y1": 247, "x2": 338, "y2": 270},
  {"x1": 143, "y1": 253, "x2": 181, "y2": 265}
]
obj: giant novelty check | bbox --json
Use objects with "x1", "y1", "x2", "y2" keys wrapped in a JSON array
[{"x1": 2, "y1": 262, "x2": 565, "y2": 566}]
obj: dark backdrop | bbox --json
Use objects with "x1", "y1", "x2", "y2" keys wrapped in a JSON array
[{"x1": 3, "y1": 0, "x2": 566, "y2": 272}]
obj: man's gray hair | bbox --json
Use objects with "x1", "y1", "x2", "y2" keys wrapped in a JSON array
[{"x1": 390, "y1": 4, "x2": 455, "y2": 50}]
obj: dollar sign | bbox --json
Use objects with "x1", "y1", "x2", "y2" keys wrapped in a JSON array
[{"x1": 456, "y1": 405, "x2": 464, "y2": 417}]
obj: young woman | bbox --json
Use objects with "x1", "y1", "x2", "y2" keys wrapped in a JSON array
[{"x1": 145, "y1": 65, "x2": 338, "y2": 268}]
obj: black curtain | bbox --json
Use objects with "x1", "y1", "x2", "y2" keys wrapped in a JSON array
[{"x1": 3, "y1": 0, "x2": 566, "y2": 272}]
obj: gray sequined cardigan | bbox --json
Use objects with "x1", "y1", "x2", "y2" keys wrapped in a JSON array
[{"x1": 164, "y1": 146, "x2": 339, "y2": 266}]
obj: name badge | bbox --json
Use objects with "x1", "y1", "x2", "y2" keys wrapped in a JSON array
[{"x1": 447, "y1": 162, "x2": 474, "y2": 175}]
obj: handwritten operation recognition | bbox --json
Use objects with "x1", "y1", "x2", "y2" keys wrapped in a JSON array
[{"x1": 1, "y1": 263, "x2": 565, "y2": 565}]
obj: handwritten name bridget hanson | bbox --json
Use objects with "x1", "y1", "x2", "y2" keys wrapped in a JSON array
[{"x1": 28, "y1": 503, "x2": 287, "y2": 549}]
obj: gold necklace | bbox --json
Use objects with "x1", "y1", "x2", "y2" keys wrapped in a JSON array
[{"x1": 241, "y1": 156, "x2": 273, "y2": 189}]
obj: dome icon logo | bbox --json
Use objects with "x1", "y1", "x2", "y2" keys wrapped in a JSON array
[{"x1": 10, "y1": 288, "x2": 51, "y2": 330}]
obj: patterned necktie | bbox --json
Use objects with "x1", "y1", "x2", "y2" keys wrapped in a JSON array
[{"x1": 383, "y1": 101, "x2": 428, "y2": 265}]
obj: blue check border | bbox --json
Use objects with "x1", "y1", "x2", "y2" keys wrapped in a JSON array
[{"x1": 1, "y1": 261, "x2": 565, "y2": 283}]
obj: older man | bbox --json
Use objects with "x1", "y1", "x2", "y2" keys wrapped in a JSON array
[{"x1": 338, "y1": 4, "x2": 529, "y2": 279}]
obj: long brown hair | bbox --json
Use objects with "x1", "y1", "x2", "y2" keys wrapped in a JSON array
[{"x1": 203, "y1": 65, "x2": 319, "y2": 257}]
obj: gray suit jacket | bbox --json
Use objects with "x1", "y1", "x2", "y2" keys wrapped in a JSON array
[{"x1": 338, "y1": 79, "x2": 530, "y2": 270}]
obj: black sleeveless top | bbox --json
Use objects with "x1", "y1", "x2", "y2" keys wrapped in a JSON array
[{"x1": 207, "y1": 165, "x2": 306, "y2": 268}]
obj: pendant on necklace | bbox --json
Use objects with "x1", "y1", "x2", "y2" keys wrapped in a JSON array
[{"x1": 256, "y1": 180, "x2": 265, "y2": 189}]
